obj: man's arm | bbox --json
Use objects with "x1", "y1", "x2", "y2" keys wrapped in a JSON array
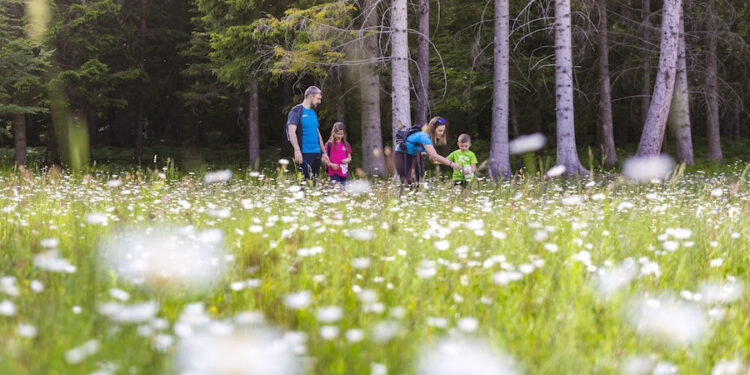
[
  {"x1": 318, "y1": 130, "x2": 329, "y2": 163},
  {"x1": 286, "y1": 105, "x2": 303, "y2": 164},
  {"x1": 288, "y1": 124, "x2": 303, "y2": 164}
]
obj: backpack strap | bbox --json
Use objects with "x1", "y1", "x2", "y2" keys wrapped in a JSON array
[{"x1": 326, "y1": 141, "x2": 332, "y2": 156}]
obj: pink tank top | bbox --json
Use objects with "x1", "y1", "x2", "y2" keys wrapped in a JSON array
[{"x1": 326, "y1": 141, "x2": 352, "y2": 177}]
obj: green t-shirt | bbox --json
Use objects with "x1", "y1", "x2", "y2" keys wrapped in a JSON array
[{"x1": 447, "y1": 149, "x2": 478, "y2": 181}]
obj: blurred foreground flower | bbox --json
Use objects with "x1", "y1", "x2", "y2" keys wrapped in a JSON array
[
  {"x1": 417, "y1": 338, "x2": 521, "y2": 375},
  {"x1": 711, "y1": 360, "x2": 748, "y2": 375},
  {"x1": 546, "y1": 165, "x2": 567, "y2": 177},
  {"x1": 99, "y1": 301, "x2": 159, "y2": 323},
  {"x1": 345, "y1": 180, "x2": 371, "y2": 195},
  {"x1": 628, "y1": 296, "x2": 707, "y2": 345},
  {"x1": 33, "y1": 250, "x2": 76, "y2": 273},
  {"x1": 698, "y1": 281, "x2": 744, "y2": 305},
  {"x1": 99, "y1": 226, "x2": 227, "y2": 293},
  {"x1": 509, "y1": 133, "x2": 546, "y2": 154},
  {"x1": 175, "y1": 327, "x2": 302, "y2": 375},
  {"x1": 203, "y1": 170, "x2": 232, "y2": 184},
  {"x1": 622, "y1": 155, "x2": 675, "y2": 183},
  {"x1": 65, "y1": 340, "x2": 100, "y2": 364},
  {"x1": 595, "y1": 261, "x2": 637, "y2": 297}
]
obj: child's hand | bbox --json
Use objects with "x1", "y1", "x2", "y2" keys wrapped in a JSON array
[{"x1": 329, "y1": 163, "x2": 339, "y2": 171}]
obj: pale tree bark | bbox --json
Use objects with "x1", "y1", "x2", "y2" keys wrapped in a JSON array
[
  {"x1": 391, "y1": 0, "x2": 411, "y2": 145},
  {"x1": 635, "y1": 0, "x2": 681, "y2": 157},
  {"x1": 414, "y1": 0, "x2": 430, "y2": 126},
  {"x1": 705, "y1": 0, "x2": 722, "y2": 163},
  {"x1": 597, "y1": 0, "x2": 617, "y2": 168},
  {"x1": 359, "y1": 0, "x2": 386, "y2": 175},
  {"x1": 489, "y1": 0, "x2": 511, "y2": 179},
  {"x1": 554, "y1": 0, "x2": 588, "y2": 175},
  {"x1": 667, "y1": 13, "x2": 694, "y2": 165},
  {"x1": 247, "y1": 79, "x2": 260, "y2": 169},
  {"x1": 641, "y1": 0, "x2": 652, "y2": 124},
  {"x1": 13, "y1": 114, "x2": 27, "y2": 166}
]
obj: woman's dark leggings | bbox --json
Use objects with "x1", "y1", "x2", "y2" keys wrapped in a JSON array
[{"x1": 393, "y1": 150, "x2": 424, "y2": 184}]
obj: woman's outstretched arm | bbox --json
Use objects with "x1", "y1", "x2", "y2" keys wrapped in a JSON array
[{"x1": 424, "y1": 145, "x2": 461, "y2": 170}]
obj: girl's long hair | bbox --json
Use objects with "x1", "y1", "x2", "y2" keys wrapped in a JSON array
[
  {"x1": 427, "y1": 116, "x2": 447, "y2": 146},
  {"x1": 327, "y1": 122, "x2": 347, "y2": 148}
]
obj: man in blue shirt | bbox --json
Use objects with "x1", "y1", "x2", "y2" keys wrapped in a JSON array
[{"x1": 286, "y1": 86, "x2": 329, "y2": 180}]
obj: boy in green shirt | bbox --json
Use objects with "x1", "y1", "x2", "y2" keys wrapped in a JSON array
[{"x1": 447, "y1": 134, "x2": 478, "y2": 188}]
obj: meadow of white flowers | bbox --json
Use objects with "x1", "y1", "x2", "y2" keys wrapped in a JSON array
[{"x1": 0, "y1": 160, "x2": 749, "y2": 374}]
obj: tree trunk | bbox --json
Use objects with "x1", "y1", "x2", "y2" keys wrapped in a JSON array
[
  {"x1": 705, "y1": 0, "x2": 722, "y2": 163},
  {"x1": 489, "y1": 0, "x2": 511, "y2": 179},
  {"x1": 641, "y1": 0, "x2": 652, "y2": 124},
  {"x1": 88, "y1": 108, "x2": 97, "y2": 149},
  {"x1": 635, "y1": 0, "x2": 681, "y2": 157},
  {"x1": 335, "y1": 66, "x2": 346, "y2": 123},
  {"x1": 45, "y1": 121, "x2": 61, "y2": 166},
  {"x1": 554, "y1": 0, "x2": 588, "y2": 175},
  {"x1": 248, "y1": 79, "x2": 260, "y2": 169},
  {"x1": 13, "y1": 114, "x2": 27, "y2": 166},
  {"x1": 280, "y1": 76, "x2": 292, "y2": 156},
  {"x1": 510, "y1": 99, "x2": 519, "y2": 139},
  {"x1": 597, "y1": 0, "x2": 617, "y2": 168},
  {"x1": 134, "y1": 0, "x2": 147, "y2": 166},
  {"x1": 667, "y1": 13, "x2": 694, "y2": 165},
  {"x1": 359, "y1": 0, "x2": 386, "y2": 176},
  {"x1": 391, "y1": 0, "x2": 411, "y2": 146},
  {"x1": 135, "y1": 103, "x2": 144, "y2": 165},
  {"x1": 414, "y1": 0, "x2": 430, "y2": 126}
]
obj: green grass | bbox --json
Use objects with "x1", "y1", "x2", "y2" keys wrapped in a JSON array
[{"x1": 0, "y1": 161, "x2": 749, "y2": 374}]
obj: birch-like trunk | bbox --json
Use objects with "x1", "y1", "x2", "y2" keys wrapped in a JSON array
[
  {"x1": 555, "y1": 0, "x2": 588, "y2": 175},
  {"x1": 391, "y1": 0, "x2": 411, "y2": 146},
  {"x1": 705, "y1": 0, "x2": 722, "y2": 163},
  {"x1": 635, "y1": 0, "x2": 681, "y2": 157},
  {"x1": 489, "y1": 0, "x2": 511, "y2": 179},
  {"x1": 641, "y1": 0, "x2": 652, "y2": 124},
  {"x1": 13, "y1": 114, "x2": 26, "y2": 167},
  {"x1": 597, "y1": 0, "x2": 617, "y2": 168},
  {"x1": 360, "y1": 0, "x2": 386, "y2": 175},
  {"x1": 247, "y1": 79, "x2": 260, "y2": 169},
  {"x1": 667, "y1": 13, "x2": 694, "y2": 165},
  {"x1": 414, "y1": 0, "x2": 430, "y2": 126}
]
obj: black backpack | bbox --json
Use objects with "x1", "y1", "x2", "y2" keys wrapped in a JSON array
[
  {"x1": 395, "y1": 123, "x2": 423, "y2": 151},
  {"x1": 283, "y1": 104, "x2": 305, "y2": 156}
]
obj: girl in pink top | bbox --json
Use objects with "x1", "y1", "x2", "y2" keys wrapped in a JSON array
[{"x1": 324, "y1": 122, "x2": 353, "y2": 185}]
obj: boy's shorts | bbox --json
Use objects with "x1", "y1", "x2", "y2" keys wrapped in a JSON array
[{"x1": 453, "y1": 180, "x2": 468, "y2": 186}]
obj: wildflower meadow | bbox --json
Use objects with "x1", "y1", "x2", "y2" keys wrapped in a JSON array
[{"x1": 1, "y1": 161, "x2": 749, "y2": 375}]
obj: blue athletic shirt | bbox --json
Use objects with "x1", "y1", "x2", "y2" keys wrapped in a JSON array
[
  {"x1": 397, "y1": 131, "x2": 433, "y2": 155},
  {"x1": 300, "y1": 107, "x2": 321, "y2": 153}
]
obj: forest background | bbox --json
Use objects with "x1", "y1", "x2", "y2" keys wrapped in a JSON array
[{"x1": 2, "y1": 0, "x2": 750, "y2": 174}]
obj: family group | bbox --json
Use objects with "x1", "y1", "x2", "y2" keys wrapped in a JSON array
[{"x1": 285, "y1": 86, "x2": 477, "y2": 187}]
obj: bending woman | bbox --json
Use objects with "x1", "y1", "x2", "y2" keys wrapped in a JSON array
[{"x1": 393, "y1": 116, "x2": 462, "y2": 184}]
